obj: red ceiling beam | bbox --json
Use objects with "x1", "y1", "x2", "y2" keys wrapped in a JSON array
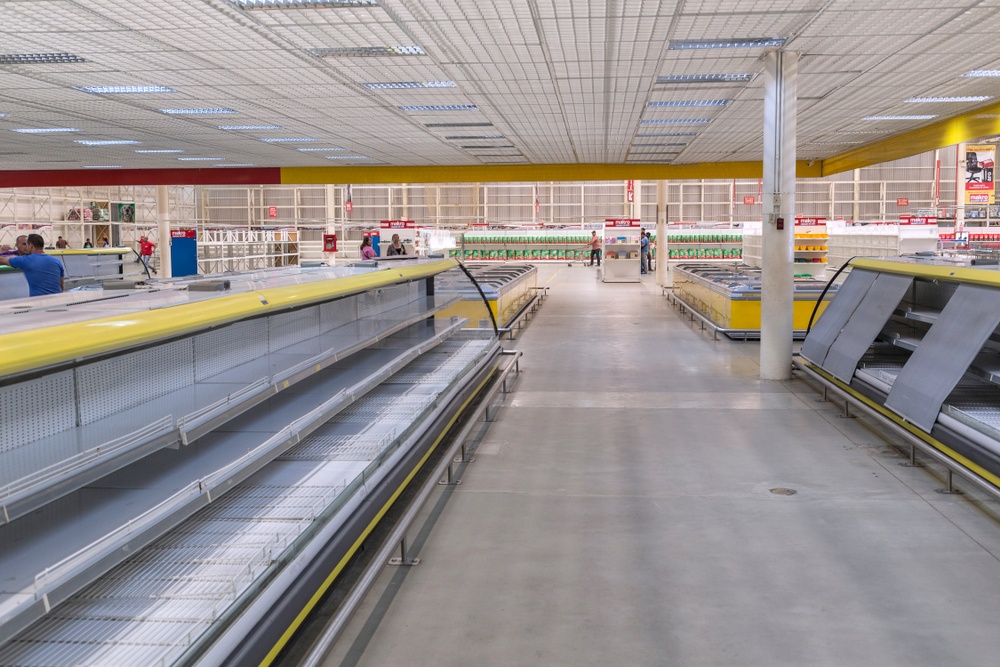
[{"x1": 0, "y1": 167, "x2": 282, "y2": 188}]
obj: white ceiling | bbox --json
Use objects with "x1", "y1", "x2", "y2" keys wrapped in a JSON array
[{"x1": 1, "y1": 0, "x2": 998, "y2": 172}]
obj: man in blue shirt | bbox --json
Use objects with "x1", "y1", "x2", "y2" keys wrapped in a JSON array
[{"x1": 0, "y1": 233, "x2": 65, "y2": 296}]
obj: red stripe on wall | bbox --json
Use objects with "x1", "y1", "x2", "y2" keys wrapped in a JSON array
[{"x1": 0, "y1": 168, "x2": 282, "y2": 188}]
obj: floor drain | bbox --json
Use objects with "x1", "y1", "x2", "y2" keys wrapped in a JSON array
[{"x1": 770, "y1": 487, "x2": 797, "y2": 496}]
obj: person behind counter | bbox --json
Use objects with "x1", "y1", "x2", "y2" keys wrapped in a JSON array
[
  {"x1": 0, "y1": 233, "x2": 65, "y2": 296},
  {"x1": 360, "y1": 236, "x2": 376, "y2": 260},
  {"x1": 384, "y1": 233, "x2": 407, "y2": 256},
  {"x1": 100, "y1": 236, "x2": 110, "y2": 248},
  {"x1": 83, "y1": 238, "x2": 93, "y2": 248},
  {"x1": 55, "y1": 236, "x2": 69, "y2": 249},
  {"x1": 0, "y1": 235, "x2": 28, "y2": 257}
]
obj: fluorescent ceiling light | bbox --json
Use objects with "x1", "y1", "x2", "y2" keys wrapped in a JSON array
[
  {"x1": 426, "y1": 122, "x2": 493, "y2": 128},
  {"x1": 462, "y1": 144, "x2": 515, "y2": 149},
  {"x1": 0, "y1": 53, "x2": 86, "y2": 64},
  {"x1": 835, "y1": 130, "x2": 894, "y2": 134},
  {"x1": 0, "y1": 113, "x2": 8, "y2": 118},
  {"x1": 12, "y1": 127, "x2": 81, "y2": 133},
  {"x1": 82, "y1": 165, "x2": 122, "y2": 169},
  {"x1": 648, "y1": 100, "x2": 729, "y2": 108},
  {"x1": 640, "y1": 118, "x2": 711, "y2": 124},
  {"x1": 364, "y1": 81, "x2": 455, "y2": 89},
  {"x1": 135, "y1": 149, "x2": 184, "y2": 153},
  {"x1": 178, "y1": 157, "x2": 223, "y2": 160},
  {"x1": 214, "y1": 163, "x2": 256, "y2": 167},
  {"x1": 805, "y1": 140, "x2": 863, "y2": 145},
  {"x1": 76, "y1": 85, "x2": 175, "y2": 94},
  {"x1": 862, "y1": 115, "x2": 936, "y2": 120},
  {"x1": 445, "y1": 135, "x2": 504, "y2": 140},
  {"x1": 632, "y1": 142, "x2": 687, "y2": 146},
  {"x1": 260, "y1": 137, "x2": 316, "y2": 142},
  {"x1": 905, "y1": 96, "x2": 992, "y2": 103},
  {"x1": 668, "y1": 38, "x2": 785, "y2": 50},
  {"x1": 297, "y1": 147, "x2": 345, "y2": 151},
  {"x1": 964, "y1": 70, "x2": 1000, "y2": 77},
  {"x1": 308, "y1": 46, "x2": 425, "y2": 57},
  {"x1": 400, "y1": 104, "x2": 477, "y2": 111},
  {"x1": 231, "y1": 0, "x2": 376, "y2": 8},
  {"x1": 657, "y1": 73, "x2": 754, "y2": 84},
  {"x1": 160, "y1": 108, "x2": 237, "y2": 115},
  {"x1": 325, "y1": 155, "x2": 369, "y2": 159},
  {"x1": 219, "y1": 124, "x2": 282, "y2": 130},
  {"x1": 637, "y1": 132, "x2": 696, "y2": 137},
  {"x1": 474, "y1": 154, "x2": 524, "y2": 158},
  {"x1": 75, "y1": 139, "x2": 141, "y2": 145}
]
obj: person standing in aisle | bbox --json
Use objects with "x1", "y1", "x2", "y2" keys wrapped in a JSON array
[
  {"x1": 640, "y1": 230, "x2": 649, "y2": 274},
  {"x1": 646, "y1": 231, "x2": 654, "y2": 272},
  {"x1": 384, "y1": 233, "x2": 407, "y2": 256},
  {"x1": 55, "y1": 236, "x2": 69, "y2": 249},
  {"x1": 360, "y1": 236, "x2": 376, "y2": 260},
  {"x1": 0, "y1": 233, "x2": 65, "y2": 296},
  {"x1": 588, "y1": 230, "x2": 602, "y2": 266},
  {"x1": 139, "y1": 236, "x2": 156, "y2": 274}
]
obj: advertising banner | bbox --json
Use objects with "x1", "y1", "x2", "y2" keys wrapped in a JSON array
[{"x1": 965, "y1": 144, "x2": 995, "y2": 205}]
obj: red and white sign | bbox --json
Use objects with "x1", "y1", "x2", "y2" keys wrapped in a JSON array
[
  {"x1": 171, "y1": 229, "x2": 196, "y2": 239},
  {"x1": 345, "y1": 201, "x2": 353, "y2": 213},
  {"x1": 605, "y1": 218, "x2": 641, "y2": 227},
  {"x1": 743, "y1": 196, "x2": 755, "y2": 205},
  {"x1": 896, "y1": 198, "x2": 909, "y2": 207},
  {"x1": 900, "y1": 216, "x2": 937, "y2": 225},
  {"x1": 794, "y1": 216, "x2": 826, "y2": 226},
  {"x1": 380, "y1": 220, "x2": 416, "y2": 229},
  {"x1": 268, "y1": 206, "x2": 277, "y2": 218},
  {"x1": 626, "y1": 180, "x2": 634, "y2": 203}
]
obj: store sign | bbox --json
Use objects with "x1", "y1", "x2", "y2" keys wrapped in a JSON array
[
  {"x1": 171, "y1": 229, "x2": 196, "y2": 238},
  {"x1": 743, "y1": 196, "x2": 755, "y2": 205},
  {"x1": 605, "y1": 218, "x2": 641, "y2": 227},
  {"x1": 627, "y1": 180, "x2": 634, "y2": 203},
  {"x1": 268, "y1": 206, "x2": 277, "y2": 218},
  {"x1": 380, "y1": 220, "x2": 415, "y2": 229},
  {"x1": 896, "y1": 198, "x2": 909, "y2": 207},
  {"x1": 965, "y1": 144, "x2": 996, "y2": 205},
  {"x1": 794, "y1": 216, "x2": 826, "y2": 226},
  {"x1": 900, "y1": 216, "x2": 937, "y2": 225}
]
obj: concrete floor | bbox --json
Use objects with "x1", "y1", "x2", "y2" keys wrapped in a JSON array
[{"x1": 324, "y1": 264, "x2": 1000, "y2": 667}]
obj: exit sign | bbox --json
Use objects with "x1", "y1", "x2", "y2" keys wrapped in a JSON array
[{"x1": 896, "y1": 198, "x2": 909, "y2": 207}]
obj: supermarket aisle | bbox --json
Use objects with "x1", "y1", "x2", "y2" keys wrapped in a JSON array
[{"x1": 324, "y1": 265, "x2": 1000, "y2": 667}]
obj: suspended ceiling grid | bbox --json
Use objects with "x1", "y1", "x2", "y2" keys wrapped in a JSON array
[{"x1": 0, "y1": 0, "x2": 999, "y2": 182}]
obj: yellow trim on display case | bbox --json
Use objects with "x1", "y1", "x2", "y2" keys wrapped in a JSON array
[
  {"x1": 0, "y1": 259, "x2": 458, "y2": 379},
  {"x1": 850, "y1": 257, "x2": 1000, "y2": 288}
]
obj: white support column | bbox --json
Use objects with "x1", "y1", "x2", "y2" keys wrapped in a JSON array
[
  {"x1": 156, "y1": 185, "x2": 172, "y2": 278},
  {"x1": 656, "y1": 179, "x2": 668, "y2": 286},
  {"x1": 760, "y1": 50, "x2": 798, "y2": 381}
]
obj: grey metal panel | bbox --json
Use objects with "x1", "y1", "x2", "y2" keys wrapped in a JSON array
[
  {"x1": 823, "y1": 273, "x2": 913, "y2": 383},
  {"x1": 885, "y1": 284, "x2": 1000, "y2": 432},
  {"x1": 800, "y1": 269, "x2": 878, "y2": 366}
]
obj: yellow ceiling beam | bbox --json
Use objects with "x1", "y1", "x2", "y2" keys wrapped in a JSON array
[
  {"x1": 282, "y1": 161, "x2": 823, "y2": 185},
  {"x1": 822, "y1": 100, "x2": 1000, "y2": 176}
]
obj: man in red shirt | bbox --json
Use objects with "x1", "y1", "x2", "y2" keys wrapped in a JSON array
[{"x1": 139, "y1": 236, "x2": 156, "y2": 275}]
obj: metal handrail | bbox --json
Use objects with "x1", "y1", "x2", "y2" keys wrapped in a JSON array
[
  {"x1": 793, "y1": 357, "x2": 1000, "y2": 502},
  {"x1": 298, "y1": 348, "x2": 522, "y2": 667}
]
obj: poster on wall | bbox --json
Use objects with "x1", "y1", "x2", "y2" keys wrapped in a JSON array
[{"x1": 965, "y1": 144, "x2": 995, "y2": 205}]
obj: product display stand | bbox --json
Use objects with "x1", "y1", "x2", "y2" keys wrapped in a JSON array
[{"x1": 602, "y1": 219, "x2": 642, "y2": 283}]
